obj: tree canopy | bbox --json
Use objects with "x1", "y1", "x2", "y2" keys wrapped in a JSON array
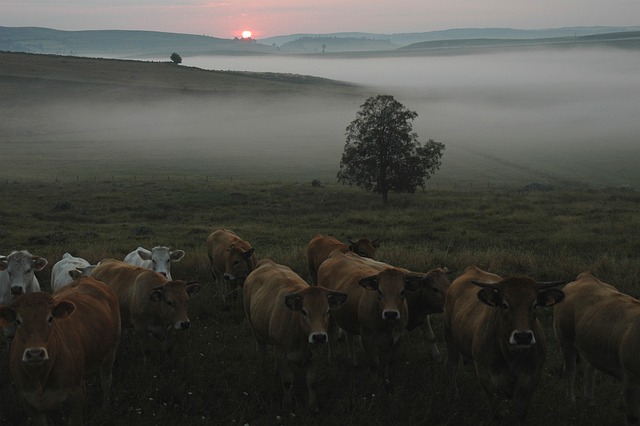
[
  {"x1": 337, "y1": 94, "x2": 445, "y2": 204},
  {"x1": 170, "y1": 52, "x2": 182, "y2": 64}
]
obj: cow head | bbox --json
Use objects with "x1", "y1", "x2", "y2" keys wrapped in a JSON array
[
  {"x1": 223, "y1": 243, "x2": 256, "y2": 285},
  {"x1": 67, "y1": 265, "x2": 98, "y2": 281},
  {"x1": 150, "y1": 280, "x2": 201, "y2": 331},
  {"x1": 284, "y1": 286, "x2": 347, "y2": 345},
  {"x1": 0, "y1": 292, "x2": 75, "y2": 365},
  {"x1": 359, "y1": 268, "x2": 420, "y2": 324},
  {"x1": 405, "y1": 268, "x2": 451, "y2": 320},
  {"x1": 472, "y1": 277, "x2": 565, "y2": 350},
  {"x1": 137, "y1": 246, "x2": 185, "y2": 280},
  {"x1": 0, "y1": 251, "x2": 47, "y2": 297},
  {"x1": 348, "y1": 238, "x2": 380, "y2": 259}
]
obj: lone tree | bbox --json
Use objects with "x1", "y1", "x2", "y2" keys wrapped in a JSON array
[
  {"x1": 170, "y1": 52, "x2": 182, "y2": 64},
  {"x1": 338, "y1": 94, "x2": 445, "y2": 204}
]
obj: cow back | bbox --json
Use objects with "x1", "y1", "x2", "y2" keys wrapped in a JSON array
[{"x1": 555, "y1": 272, "x2": 640, "y2": 377}]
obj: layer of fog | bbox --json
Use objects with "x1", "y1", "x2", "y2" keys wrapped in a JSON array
[
  {"x1": 9, "y1": 48, "x2": 640, "y2": 187},
  {"x1": 187, "y1": 48, "x2": 640, "y2": 187}
]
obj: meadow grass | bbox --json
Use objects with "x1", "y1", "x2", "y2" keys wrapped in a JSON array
[{"x1": 1, "y1": 178, "x2": 639, "y2": 425}]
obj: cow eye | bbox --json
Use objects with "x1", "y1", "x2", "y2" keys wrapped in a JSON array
[
  {"x1": 301, "y1": 309, "x2": 309, "y2": 317},
  {"x1": 15, "y1": 318, "x2": 22, "y2": 326},
  {"x1": 47, "y1": 315, "x2": 54, "y2": 324},
  {"x1": 499, "y1": 302, "x2": 509, "y2": 310},
  {"x1": 166, "y1": 300, "x2": 175, "y2": 308}
]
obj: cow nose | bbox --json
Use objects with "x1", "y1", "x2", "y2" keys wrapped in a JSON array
[
  {"x1": 511, "y1": 330, "x2": 536, "y2": 346},
  {"x1": 223, "y1": 273, "x2": 233, "y2": 281},
  {"x1": 23, "y1": 348, "x2": 48, "y2": 363},
  {"x1": 177, "y1": 321, "x2": 191, "y2": 330},
  {"x1": 309, "y1": 332, "x2": 328, "y2": 344},
  {"x1": 382, "y1": 310, "x2": 400, "y2": 322},
  {"x1": 10, "y1": 286, "x2": 24, "y2": 296}
]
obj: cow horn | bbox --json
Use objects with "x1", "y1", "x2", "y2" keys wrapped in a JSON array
[
  {"x1": 470, "y1": 280, "x2": 498, "y2": 289},
  {"x1": 152, "y1": 285, "x2": 165, "y2": 291},
  {"x1": 536, "y1": 280, "x2": 567, "y2": 289}
]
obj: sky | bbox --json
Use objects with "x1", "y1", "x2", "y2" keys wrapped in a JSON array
[{"x1": 2, "y1": 0, "x2": 639, "y2": 39}]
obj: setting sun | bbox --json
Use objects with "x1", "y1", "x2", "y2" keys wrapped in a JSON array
[{"x1": 241, "y1": 30, "x2": 252, "y2": 39}]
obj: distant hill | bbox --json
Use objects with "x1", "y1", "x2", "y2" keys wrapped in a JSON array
[
  {"x1": 277, "y1": 36, "x2": 398, "y2": 53},
  {"x1": 2, "y1": 25, "x2": 640, "y2": 58},
  {"x1": 0, "y1": 26, "x2": 276, "y2": 57},
  {"x1": 261, "y1": 26, "x2": 640, "y2": 48},
  {"x1": 397, "y1": 31, "x2": 640, "y2": 54}
]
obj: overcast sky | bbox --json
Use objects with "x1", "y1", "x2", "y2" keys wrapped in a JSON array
[{"x1": 2, "y1": 0, "x2": 639, "y2": 39}]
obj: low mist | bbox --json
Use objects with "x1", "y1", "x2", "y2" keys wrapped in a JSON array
[{"x1": 7, "y1": 48, "x2": 640, "y2": 187}]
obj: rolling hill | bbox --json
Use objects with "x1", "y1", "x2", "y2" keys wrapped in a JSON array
[{"x1": 3, "y1": 25, "x2": 640, "y2": 57}]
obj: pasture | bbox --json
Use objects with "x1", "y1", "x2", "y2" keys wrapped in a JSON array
[{"x1": 1, "y1": 177, "x2": 639, "y2": 425}]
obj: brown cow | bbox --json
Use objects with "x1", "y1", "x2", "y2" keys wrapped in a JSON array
[
  {"x1": 316, "y1": 251, "x2": 423, "y2": 384},
  {"x1": 335, "y1": 254, "x2": 449, "y2": 359},
  {"x1": 243, "y1": 259, "x2": 347, "y2": 412},
  {"x1": 306, "y1": 234, "x2": 379, "y2": 284},
  {"x1": 91, "y1": 259, "x2": 200, "y2": 355},
  {"x1": 554, "y1": 272, "x2": 640, "y2": 424},
  {"x1": 0, "y1": 277, "x2": 121, "y2": 425},
  {"x1": 207, "y1": 228, "x2": 256, "y2": 304},
  {"x1": 443, "y1": 265, "x2": 565, "y2": 424}
]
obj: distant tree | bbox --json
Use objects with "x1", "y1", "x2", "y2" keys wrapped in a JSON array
[
  {"x1": 337, "y1": 94, "x2": 445, "y2": 205},
  {"x1": 170, "y1": 52, "x2": 182, "y2": 64}
]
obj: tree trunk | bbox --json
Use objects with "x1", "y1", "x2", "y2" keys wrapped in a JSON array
[{"x1": 382, "y1": 190, "x2": 388, "y2": 205}]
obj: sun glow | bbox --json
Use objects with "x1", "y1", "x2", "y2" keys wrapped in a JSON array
[{"x1": 241, "y1": 30, "x2": 252, "y2": 39}]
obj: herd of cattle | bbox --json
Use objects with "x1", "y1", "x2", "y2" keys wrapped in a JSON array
[{"x1": 1, "y1": 228, "x2": 640, "y2": 424}]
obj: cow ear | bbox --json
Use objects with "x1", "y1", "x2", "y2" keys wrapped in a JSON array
[
  {"x1": 171, "y1": 250, "x2": 185, "y2": 262},
  {"x1": 359, "y1": 275, "x2": 379, "y2": 291},
  {"x1": 137, "y1": 249, "x2": 152, "y2": 261},
  {"x1": 477, "y1": 288, "x2": 505, "y2": 308},
  {"x1": 150, "y1": 289, "x2": 164, "y2": 303},
  {"x1": 403, "y1": 276, "x2": 423, "y2": 292},
  {"x1": 185, "y1": 283, "x2": 201, "y2": 298},
  {"x1": 33, "y1": 257, "x2": 48, "y2": 271},
  {"x1": 244, "y1": 248, "x2": 255, "y2": 259},
  {"x1": 52, "y1": 301, "x2": 75, "y2": 319},
  {"x1": 0, "y1": 307, "x2": 16, "y2": 323},
  {"x1": 0, "y1": 258, "x2": 7, "y2": 272},
  {"x1": 284, "y1": 294, "x2": 303, "y2": 311},
  {"x1": 68, "y1": 269, "x2": 84, "y2": 280},
  {"x1": 328, "y1": 291, "x2": 347, "y2": 308},
  {"x1": 537, "y1": 289, "x2": 565, "y2": 307}
]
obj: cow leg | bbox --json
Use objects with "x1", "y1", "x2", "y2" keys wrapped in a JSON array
[
  {"x1": 583, "y1": 361, "x2": 597, "y2": 406},
  {"x1": 559, "y1": 341, "x2": 578, "y2": 403},
  {"x1": 306, "y1": 357, "x2": 320, "y2": 413},
  {"x1": 23, "y1": 403, "x2": 47, "y2": 426},
  {"x1": 344, "y1": 331, "x2": 359, "y2": 367},
  {"x1": 278, "y1": 354, "x2": 294, "y2": 412},
  {"x1": 445, "y1": 345, "x2": 461, "y2": 396},
  {"x1": 421, "y1": 315, "x2": 440, "y2": 360},
  {"x1": 624, "y1": 374, "x2": 640, "y2": 424},
  {"x1": 100, "y1": 347, "x2": 118, "y2": 408},
  {"x1": 67, "y1": 383, "x2": 85, "y2": 426}
]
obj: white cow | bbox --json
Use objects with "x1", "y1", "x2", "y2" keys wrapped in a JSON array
[
  {"x1": 50, "y1": 252, "x2": 98, "y2": 292},
  {"x1": 0, "y1": 250, "x2": 47, "y2": 340},
  {"x1": 123, "y1": 246, "x2": 185, "y2": 280}
]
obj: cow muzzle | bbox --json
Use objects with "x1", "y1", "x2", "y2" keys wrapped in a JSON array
[
  {"x1": 175, "y1": 320, "x2": 191, "y2": 330},
  {"x1": 382, "y1": 309, "x2": 400, "y2": 323},
  {"x1": 22, "y1": 347, "x2": 49, "y2": 364},
  {"x1": 10, "y1": 286, "x2": 24, "y2": 296},
  {"x1": 509, "y1": 330, "x2": 536, "y2": 348},
  {"x1": 308, "y1": 332, "x2": 328, "y2": 345}
]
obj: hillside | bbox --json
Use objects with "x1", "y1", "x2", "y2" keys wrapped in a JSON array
[
  {"x1": 3, "y1": 25, "x2": 640, "y2": 57},
  {"x1": 0, "y1": 26, "x2": 276, "y2": 57},
  {"x1": 0, "y1": 51, "x2": 361, "y2": 100}
]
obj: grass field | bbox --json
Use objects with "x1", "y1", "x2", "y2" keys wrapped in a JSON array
[
  {"x1": 1, "y1": 178, "x2": 640, "y2": 425},
  {"x1": 2, "y1": 51, "x2": 640, "y2": 425}
]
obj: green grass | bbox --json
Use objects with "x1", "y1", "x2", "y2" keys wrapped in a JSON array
[{"x1": 1, "y1": 179, "x2": 639, "y2": 425}]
